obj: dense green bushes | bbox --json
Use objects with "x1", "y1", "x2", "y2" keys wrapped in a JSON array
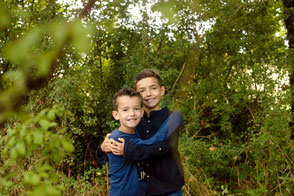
[
  {"x1": 0, "y1": 106, "x2": 74, "y2": 194},
  {"x1": 1, "y1": 0, "x2": 293, "y2": 195}
]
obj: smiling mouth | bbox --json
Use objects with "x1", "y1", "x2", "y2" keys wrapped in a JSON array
[
  {"x1": 128, "y1": 118, "x2": 138, "y2": 121},
  {"x1": 145, "y1": 98, "x2": 155, "y2": 102}
]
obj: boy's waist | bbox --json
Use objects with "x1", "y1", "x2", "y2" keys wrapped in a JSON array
[{"x1": 138, "y1": 153, "x2": 185, "y2": 194}]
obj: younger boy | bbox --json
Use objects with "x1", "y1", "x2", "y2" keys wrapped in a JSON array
[
  {"x1": 103, "y1": 87, "x2": 183, "y2": 196},
  {"x1": 107, "y1": 87, "x2": 145, "y2": 195}
]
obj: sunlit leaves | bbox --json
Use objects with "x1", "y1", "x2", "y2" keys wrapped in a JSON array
[
  {"x1": 71, "y1": 20, "x2": 93, "y2": 54},
  {"x1": 3, "y1": 19, "x2": 92, "y2": 74},
  {"x1": 4, "y1": 28, "x2": 40, "y2": 65},
  {"x1": 0, "y1": 106, "x2": 74, "y2": 195},
  {"x1": 0, "y1": 3, "x2": 10, "y2": 29},
  {"x1": 152, "y1": 1, "x2": 178, "y2": 24},
  {"x1": 0, "y1": 2, "x2": 94, "y2": 122}
]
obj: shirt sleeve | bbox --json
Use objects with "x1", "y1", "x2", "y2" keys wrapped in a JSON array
[
  {"x1": 95, "y1": 146, "x2": 109, "y2": 165},
  {"x1": 133, "y1": 111, "x2": 183, "y2": 146},
  {"x1": 123, "y1": 140, "x2": 171, "y2": 164},
  {"x1": 123, "y1": 111, "x2": 183, "y2": 163}
]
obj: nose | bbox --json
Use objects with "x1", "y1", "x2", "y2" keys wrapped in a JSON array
[
  {"x1": 129, "y1": 109, "x2": 135, "y2": 116},
  {"x1": 146, "y1": 89, "x2": 151, "y2": 96}
]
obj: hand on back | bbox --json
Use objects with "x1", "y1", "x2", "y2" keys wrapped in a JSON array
[
  {"x1": 101, "y1": 133, "x2": 111, "y2": 153},
  {"x1": 101, "y1": 133, "x2": 125, "y2": 156},
  {"x1": 109, "y1": 138, "x2": 125, "y2": 156}
]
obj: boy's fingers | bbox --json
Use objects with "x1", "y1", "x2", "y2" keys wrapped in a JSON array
[
  {"x1": 109, "y1": 139, "x2": 115, "y2": 145},
  {"x1": 110, "y1": 139, "x2": 121, "y2": 146},
  {"x1": 109, "y1": 141, "x2": 124, "y2": 155},
  {"x1": 110, "y1": 145, "x2": 119, "y2": 154},
  {"x1": 118, "y1": 138, "x2": 125, "y2": 143},
  {"x1": 106, "y1": 133, "x2": 111, "y2": 139}
]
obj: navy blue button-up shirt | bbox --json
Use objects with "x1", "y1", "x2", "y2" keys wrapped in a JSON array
[{"x1": 123, "y1": 107, "x2": 185, "y2": 195}]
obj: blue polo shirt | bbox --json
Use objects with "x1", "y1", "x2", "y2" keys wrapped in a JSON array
[{"x1": 108, "y1": 129, "x2": 146, "y2": 196}]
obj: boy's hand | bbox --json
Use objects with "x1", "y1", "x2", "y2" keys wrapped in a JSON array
[
  {"x1": 109, "y1": 138, "x2": 125, "y2": 155},
  {"x1": 101, "y1": 133, "x2": 111, "y2": 153}
]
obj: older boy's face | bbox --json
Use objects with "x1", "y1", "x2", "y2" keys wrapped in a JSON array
[
  {"x1": 136, "y1": 77, "x2": 165, "y2": 112},
  {"x1": 112, "y1": 96, "x2": 143, "y2": 133}
]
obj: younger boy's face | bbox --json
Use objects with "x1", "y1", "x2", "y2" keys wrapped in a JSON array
[
  {"x1": 112, "y1": 96, "x2": 143, "y2": 133},
  {"x1": 136, "y1": 77, "x2": 165, "y2": 112}
]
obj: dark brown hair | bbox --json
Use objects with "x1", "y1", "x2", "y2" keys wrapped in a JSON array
[
  {"x1": 133, "y1": 69, "x2": 162, "y2": 88},
  {"x1": 112, "y1": 87, "x2": 142, "y2": 111}
]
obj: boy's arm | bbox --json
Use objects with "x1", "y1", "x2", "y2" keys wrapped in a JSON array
[
  {"x1": 95, "y1": 146, "x2": 109, "y2": 165},
  {"x1": 95, "y1": 133, "x2": 111, "y2": 165},
  {"x1": 123, "y1": 140, "x2": 171, "y2": 164},
  {"x1": 110, "y1": 111, "x2": 183, "y2": 162},
  {"x1": 122, "y1": 126, "x2": 181, "y2": 164}
]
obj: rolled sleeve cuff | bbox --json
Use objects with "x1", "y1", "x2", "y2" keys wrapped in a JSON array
[{"x1": 95, "y1": 146, "x2": 108, "y2": 165}]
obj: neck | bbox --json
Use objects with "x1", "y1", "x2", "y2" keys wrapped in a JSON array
[
  {"x1": 118, "y1": 126, "x2": 135, "y2": 134},
  {"x1": 144, "y1": 106, "x2": 162, "y2": 117}
]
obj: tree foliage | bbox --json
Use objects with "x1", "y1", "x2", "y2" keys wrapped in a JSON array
[{"x1": 0, "y1": 0, "x2": 293, "y2": 195}]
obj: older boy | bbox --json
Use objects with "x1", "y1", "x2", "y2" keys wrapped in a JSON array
[
  {"x1": 101, "y1": 86, "x2": 183, "y2": 196},
  {"x1": 97, "y1": 70, "x2": 185, "y2": 196}
]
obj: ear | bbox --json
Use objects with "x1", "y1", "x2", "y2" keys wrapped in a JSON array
[
  {"x1": 140, "y1": 108, "x2": 144, "y2": 118},
  {"x1": 160, "y1": 86, "x2": 165, "y2": 96},
  {"x1": 112, "y1": 111, "x2": 119, "y2": 120}
]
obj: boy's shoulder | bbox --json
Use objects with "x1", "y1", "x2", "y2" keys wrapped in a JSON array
[
  {"x1": 110, "y1": 129, "x2": 139, "y2": 141},
  {"x1": 109, "y1": 129, "x2": 120, "y2": 140}
]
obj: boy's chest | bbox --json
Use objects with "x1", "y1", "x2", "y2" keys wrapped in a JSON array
[{"x1": 138, "y1": 113, "x2": 168, "y2": 140}]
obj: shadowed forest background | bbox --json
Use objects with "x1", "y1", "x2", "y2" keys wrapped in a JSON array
[{"x1": 0, "y1": 0, "x2": 293, "y2": 195}]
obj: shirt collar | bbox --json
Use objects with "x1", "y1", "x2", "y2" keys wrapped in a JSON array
[{"x1": 143, "y1": 107, "x2": 168, "y2": 119}]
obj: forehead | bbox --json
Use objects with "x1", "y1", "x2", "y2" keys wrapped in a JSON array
[
  {"x1": 136, "y1": 77, "x2": 160, "y2": 89},
  {"x1": 117, "y1": 96, "x2": 141, "y2": 107}
]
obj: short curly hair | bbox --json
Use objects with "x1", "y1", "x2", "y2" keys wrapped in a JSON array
[
  {"x1": 112, "y1": 87, "x2": 142, "y2": 111},
  {"x1": 133, "y1": 69, "x2": 162, "y2": 88}
]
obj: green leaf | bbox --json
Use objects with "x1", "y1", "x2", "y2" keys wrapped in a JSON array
[
  {"x1": 35, "y1": 51, "x2": 55, "y2": 76},
  {"x1": 39, "y1": 119, "x2": 57, "y2": 130},
  {"x1": 15, "y1": 141, "x2": 26, "y2": 156},
  {"x1": 31, "y1": 173, "x2": 41, "y2": 186},
  {"x1": 33, "y1": 132, "x2": 44, "y2": 145},
  {"x1": 23, "y1": 171, "x2": 41, "y2": 186},
  {"x1": 10, "y1": 148, "x2": 18, "y2": 160},
  {"x1": 7, "y1": 137, "x2": 16, "y2": 147},
  {"x1": 47, "y1": 109, "x2": 56, "y2": 121},
  {"x1": 23, "y1": 172, "x2": 31, "y2": 185},
  {"x1": 71, "y1": 20, "x2": 92, "y2": 53},
  {"x1": 50, "y1": 22, "x2": 68, "y2": 44},
  {"x1": 61, "y1": 139, "x2": 74, "y2": 153},
  {"x1": 44, "y1": 185, "x2": 61, "y2": 196},
  {"x1": 0, "y1": 4, "x2": 9, "y2": 28},
  {"x1": 4, "y1": 29, "x2": 40, "y2": 64}
]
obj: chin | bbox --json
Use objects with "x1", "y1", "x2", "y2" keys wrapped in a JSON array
[{"x1": 146, "y1": 106, "x2": 158, "y2": 110}]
